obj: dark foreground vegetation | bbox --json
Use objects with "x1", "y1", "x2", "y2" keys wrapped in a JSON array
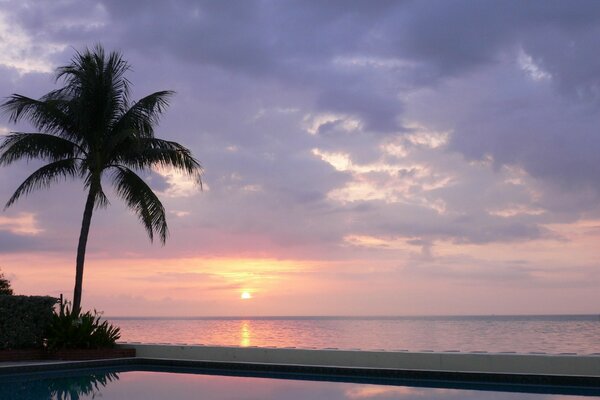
[{"x1": 0, "y1": 275, "x2": 121, "y2": 354}]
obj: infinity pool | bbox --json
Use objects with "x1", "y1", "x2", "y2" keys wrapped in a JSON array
[{"x1": 1, "y1": 366, "x2": 597, "y2": 400}]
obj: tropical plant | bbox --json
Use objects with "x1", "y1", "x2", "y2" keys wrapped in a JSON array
[
  {"x1": 0, "y1": 268, "x2": 13, "y2": 295},
  {"x1": 0, "y1": 45, "x2": 202, "y2": 312},
  {"x1": 46, "y1": 301, "x2": 121, "y2": 350}
]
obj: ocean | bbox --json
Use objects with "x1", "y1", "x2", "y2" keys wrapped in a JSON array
[{"x1": 109, "y1": 314, "x2": 600, "y2": 354}]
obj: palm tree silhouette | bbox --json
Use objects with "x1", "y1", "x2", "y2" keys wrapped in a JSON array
[{"x1": 0, "y1": 45, "x2": 202, "y2": 312}]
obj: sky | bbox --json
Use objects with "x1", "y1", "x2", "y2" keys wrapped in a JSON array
[{"x1": 0, "y1": 0, "x2": 599, "y2": 316}]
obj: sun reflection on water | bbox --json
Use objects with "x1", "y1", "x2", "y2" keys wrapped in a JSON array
[{"x1": 240, "y1": 320, "x2": 251, "y2": 347}]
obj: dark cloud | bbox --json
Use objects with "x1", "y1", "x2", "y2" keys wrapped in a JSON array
[
  {"x1": 349, "y1": 202, "x2": 550, "y2": 245},
  {"x1": 0, "y1": 230, "x2": 68, "y2": 253},
  {"x1": 0, "y1": 231, "x2": 40, "y2": 253},
  {"x1": 1, "y1": 0, "x2": 600, "y2": 261}
]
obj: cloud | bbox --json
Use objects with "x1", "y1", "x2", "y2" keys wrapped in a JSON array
[
  {"x1": 0, "y1": 212, "x2": 43, "y2": 235},
  {"x1": 0, "y1": 231, "x2": 41, "y2": 253},
  {"x1": 152, "y1": 166, "x2": 201, "y2": 198},
  {"x1": 0, "y1": 10, "x2": 65, "y2": 74},
  {"x1": 1, "y1": 0, "x2": 600, "y2": 314}
]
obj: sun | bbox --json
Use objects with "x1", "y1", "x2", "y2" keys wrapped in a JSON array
[{"x1": 241, "y1": 291, "x2": 252, "y2": 300}]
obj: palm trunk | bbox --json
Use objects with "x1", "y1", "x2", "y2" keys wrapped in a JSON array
[{"x1": 72, "y1": 186, "x2": 96, "y2": 314}]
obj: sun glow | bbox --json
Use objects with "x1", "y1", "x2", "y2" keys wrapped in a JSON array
[{"x1": 241, "y1": 291, "x2": 252, "y2": 300}]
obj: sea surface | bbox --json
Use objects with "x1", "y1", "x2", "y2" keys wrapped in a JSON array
[{"x1": 109, "y1": 315, "x2": 600, "y2": 354}]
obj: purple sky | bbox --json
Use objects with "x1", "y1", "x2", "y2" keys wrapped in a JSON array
[{"x1": 0, "y1": 1, "x2": 599, "y2": 316}]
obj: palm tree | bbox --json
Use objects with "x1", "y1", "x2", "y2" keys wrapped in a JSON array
[{"x1": 0, "y1": 45, "x2": 202, "y2": 312}]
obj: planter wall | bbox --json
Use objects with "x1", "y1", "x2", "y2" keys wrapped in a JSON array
[
  {"x1": 0, "y1": 348, "x2": 135, "y2": 362},
  {"x1": 50, "y1": 348, "x2": 136, "y2": 361},
  {"x1": 0, "y1": 349, "x2": 45, "y2": 362}
]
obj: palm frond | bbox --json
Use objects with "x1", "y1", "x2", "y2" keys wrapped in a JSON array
[
  {"x1": 113, "y1": 138, "x2": 202, "y2": 186},
  {"x1": 109, "y1": 91, "x2": 175, "y2": 141},
  {"x1": 0, "y1": 94, "x2": 73, "y2": 138},
  {"x1": 4, "y1": 159, "x2": 79, "y2": 209},
  {"x1": 56, "y1": 45, "x2": 132, "y2": 146},
  {"x1": 103, "y1": 47, "x2": 132, "y2": 117},
  {"x1": 110, "y1": 166, "x2": 168, "y2": 243},
  {"x1": 81, "y1": 172, "x2": 110, "y2": 209},
  {"x1": 56, "y1": 45, "x2": 130, "y2": 100},
  {"x1": 0, "y1": 132, "x2": 83, "y2": 166},
  {"x1": 95, "y1": 188, "x2": 109, "y2": 208}
]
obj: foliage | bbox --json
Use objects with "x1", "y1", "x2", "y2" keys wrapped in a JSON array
[
  {"x1": 0, "y1": 268, "x2": 13, "y2": 295},
  {"x1": 0, "y1": 44, "x2": 203, "y2": 312},
  {"x1": 46, "y1": 302, "x2": 121, "y2": 350},
  {"x1": 0, "y1": 295, "x2": 58, "y2": 349}
]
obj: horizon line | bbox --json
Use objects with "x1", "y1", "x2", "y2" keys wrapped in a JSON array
[{"x1": 106, "y1": 313, "x2": 600, "y2": 319}]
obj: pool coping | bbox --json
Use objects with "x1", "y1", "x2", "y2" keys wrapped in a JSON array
[{"x1": 0, "y1": 356, "x2": 599, "y2": 396}]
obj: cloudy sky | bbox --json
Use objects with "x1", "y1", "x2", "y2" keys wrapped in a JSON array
[{"x1": 0, "y1": 0, "x2": 599, "y2": 316}]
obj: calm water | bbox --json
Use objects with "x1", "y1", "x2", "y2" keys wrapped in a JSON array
[
  {"x1": 109, "y1": 315, "x2": 600, "y2": 354},
  {"x1": 0, "y1": 369, "x2": 596, "y2": 399}
]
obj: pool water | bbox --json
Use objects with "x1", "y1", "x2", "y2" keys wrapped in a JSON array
[{"x1": 0, "y1": 368, "x2": 595, "y2": 400}]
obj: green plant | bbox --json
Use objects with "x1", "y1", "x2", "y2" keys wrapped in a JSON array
[
  {"x1": 46, "y1": 303, "x2": 121, "y2": 350},
  {"x1": 0, "y1": 44, "x2": 202, "y2": 312},
  {"x1": 0, "y1": 268, "x2": 13, "y2": 295}
]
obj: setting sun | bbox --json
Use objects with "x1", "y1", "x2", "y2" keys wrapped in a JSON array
[{"x1": 241, "y1": 291, "x2": 252, "y2": 300}]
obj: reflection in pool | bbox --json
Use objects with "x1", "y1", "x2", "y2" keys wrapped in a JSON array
[
  {"x1": 1, "y1": 370, "x2": 119, "y2": 400},
  {"x1": 0, "y1": 369, "x2": 592, "y2": 400}
]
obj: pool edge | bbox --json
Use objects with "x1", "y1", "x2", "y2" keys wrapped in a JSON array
[{"x1": 1, "y1": 356, "x2": 600, "y2": 397}]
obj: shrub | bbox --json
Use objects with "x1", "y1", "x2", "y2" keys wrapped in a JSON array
[
  {"x1": 0, "y1": 269, "x2": 13, "y2": 295},
  {"x1": 46, "y1": 304, "x2": 121, "y2": 350},
  {"x1": 0, "y1": 295, "x2": 58, "y2": 349}
]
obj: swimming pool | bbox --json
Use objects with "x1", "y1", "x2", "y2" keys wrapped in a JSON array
[{"x1": 1, "y1": 360, "x2": 599, "y2": 399}]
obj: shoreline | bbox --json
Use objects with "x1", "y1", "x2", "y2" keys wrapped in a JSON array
[{"x1": 118, "y1": 343, "x2": 600, "y2": 378}]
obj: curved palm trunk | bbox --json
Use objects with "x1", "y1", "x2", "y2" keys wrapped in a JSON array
[{"x1": 72, "y1": 186, "x2": 97, "y2": 314}]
